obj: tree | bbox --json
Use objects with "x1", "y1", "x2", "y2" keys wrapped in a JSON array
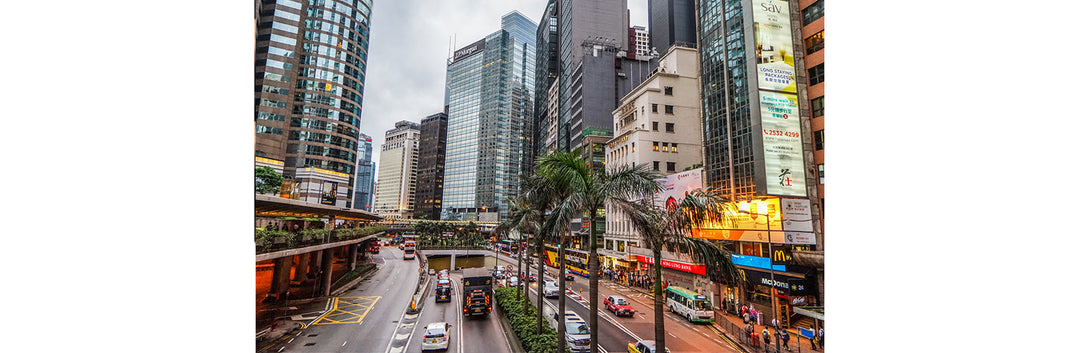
[
  {"x1": 514, "y1": 172, "x2": 565, "y2": 336},
  {"x1": 255, "y1": 166, "x2": 283, "y2": 195},
  {"x1": 611, "y1": 188, "x2": 741, "y2": 353},
  {"x1": 536, "y1": 150, "x2": 661, "y2": 353}
]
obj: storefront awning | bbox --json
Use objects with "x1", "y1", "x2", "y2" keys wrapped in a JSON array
[{"x1": 793, "y1": 306, "x2": 824, "y2": 321}]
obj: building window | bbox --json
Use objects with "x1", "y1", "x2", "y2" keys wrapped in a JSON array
[
  {"x1": 818, "y1": 163, "x2": 824, "y2": 184},
  {"x1": 652, "y1": 122, "x2": 659, "y2": 131},
  {"x1": 651, "y1": 104, "x2": 658, "y2": 113},
  {"x1": 631, "y1": 142, "x2": 635, "y2": 152},
  {"x1": 652, "y1": 142, "x2": 659, "y2": 151},
  {"x1": 804, "y1": 30, "x2": 824, "y2": 55},
  {"x1": 665, "y1": 123, "x2": 675, "y2": 133},
  {"x1": 664, "y1": 86, "x2": 673, "y2": 95},
  {"x1": 811, "y1": 96, "x2": 824, "y2": 117},
  {"x1": 653, "y1": 161, "x2": 660, "y2": 171},
  {"x1": 667, "y1": 162, "x2": 676, "y2": 172},
  {"x1": 671, "y1": 143, "x2": 678, "y2": 152},
  {"x1": 808, "y1": 63, "x2": 824, "y2": 86},
  {"x1": 802, "y1": 0, "x2": 824, "y2": 25},
  {"x1": 664, "y1": 105, "x2": 674, "y2": 114},
  {"x1": 662, "y1": 142, "x2": 668, "y2": 152},
  {"x1": 814, "y1": 130, "x2": 824, "y2": 150}
]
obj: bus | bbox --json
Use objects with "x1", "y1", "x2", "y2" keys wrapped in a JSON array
[
  {"x1": 402, "y1": 233, "x2": 417, "y2": 260},
  {"x1": 664, "y1": 285, "x2": 714, "y2": 323},
  {"x1": 543, "y1": 245, "x2": 590, "y2": 277}
]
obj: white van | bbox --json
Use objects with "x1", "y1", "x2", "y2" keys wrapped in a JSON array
[{"x1": 542, "y1": 303, "x2": 590, "y2": 352}]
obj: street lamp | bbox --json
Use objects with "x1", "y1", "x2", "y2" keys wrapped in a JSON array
[{"x1": 739, "y1": 207, "x2": 781, "y2": 353}]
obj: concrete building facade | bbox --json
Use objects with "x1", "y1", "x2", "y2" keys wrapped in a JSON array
[
  {"x1": 373, "y1": 121, "x2": 420, "y2": 219},
  {"x1": 415, "y1": 112, "x2": 448, "y2": 220},
  {"x1": 648, "y1": 0, "x2": 696, "y2": 55}
]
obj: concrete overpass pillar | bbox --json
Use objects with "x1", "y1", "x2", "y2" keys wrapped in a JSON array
[
  {"x1": 320, "y1": 248, "x2": 334, "y2": 297},
  {"x1": 450, "y1": 254, "x2": 457, "y2": 271},
  {"x1": 347, "y1": 244, "x2": 358, "y2": 270},
  {"x1": 294, "y1": 252, "x2": 311, "y2": 283},
  {"x1": 269, "y1": 256, "x2": 292, "y2": 298},
  {"x1": 309, "y1": 251, "x2": 323, "y2": 278}
]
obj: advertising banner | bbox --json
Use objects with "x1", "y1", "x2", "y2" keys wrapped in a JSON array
[
  {"x1": 636, "y1": 255, "x2": 707, "y2": 275},
  {"x1": 732, "y1": 254, "x2": 786, "y2": 272},
  {"x1": 760, "y1": 91, "x2": 807, "y2": 196},
  {"x1": 653, "y1": 168, "x2": 704, "y2": 210},
  {"x1": 780, "y1": 198, "x2": 813, "y2": 231},
  {"x1": 738, "y1": 268, "x2": 810, "y2": 295},
  {"x1": 783, "y1": 231, "x2": 816, "y2": 245},
  {"x1": 752, "y1": 0, "x2": 797, "y2": 93},
  {"x1": 320, "y1": 181, "x2": 337, "y2": 205}
]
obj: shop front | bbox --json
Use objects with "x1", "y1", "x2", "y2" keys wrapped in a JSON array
[
  {"x1": 635, "y1": 255, "x2": 718, "y2": 305},
  {"x1": 734, "y1": 267, "x2": 815, "y2": 329}
]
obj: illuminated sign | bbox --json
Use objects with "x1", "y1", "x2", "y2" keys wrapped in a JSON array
[
  {"x1": 653, "y1": 168, "x2": 704, "y2": 209},
  {"x1": 453, "y1": 39, "x2": 485, "y2": 62},
  {"x1": 751, "y1": 0, "x2": 807, "y2": 197},
  {"x1": 752, "y1": 0, "x2": 797, "y2": 94},
  {"x1": 636, "y1": 256, "x2": 707, "y2": 275},
  {"x1": 731, "y1": 254, "x2": 786, "y2": 272}
]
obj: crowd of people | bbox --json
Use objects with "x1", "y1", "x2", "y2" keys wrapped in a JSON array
[{"x1": 601, "y1": 267, "x2": 655, "y2": 290}]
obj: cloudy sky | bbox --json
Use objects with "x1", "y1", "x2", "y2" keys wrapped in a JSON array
[{"x1": 360, "y1": 0, "x2": 647, "y2": 172}]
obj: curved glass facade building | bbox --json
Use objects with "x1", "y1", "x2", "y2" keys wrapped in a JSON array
[{"x1": 255, "y1": 0, "x2": 372, "y2": 207}]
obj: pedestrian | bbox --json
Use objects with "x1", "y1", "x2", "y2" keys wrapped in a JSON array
[
  {"x1": 743, "y1": 312, "x2": 750, "y2": 324},
  {"x1": 744, "y1": 322, "x2": 754, "y2": 343},
  {"x1": 771, "y1": 318, "x2": 779, "y2": 329},
  {"x1": 762, "y1": 328, "x2": 771, "y2": 346},
  {"x1": 740, "y1": 304, "x2": 747, "y2": 317},
  {"x1": 780, "y1": 330, "x2": 790, "y2": 351},
  {"x1": 817, "y1": 327, "x2": 824, "y2": 348}
]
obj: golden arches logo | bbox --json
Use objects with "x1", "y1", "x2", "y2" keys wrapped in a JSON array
[
  {"x1": 773, "y1": 250, "x2": 790, "y2": 262},
  {"x1": 737, "y1": 269, "x2": 747, "y2": 281}
]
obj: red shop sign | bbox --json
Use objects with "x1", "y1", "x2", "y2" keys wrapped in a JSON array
[{"x1": 636, "y1": 256, "x2": 707, "y2": 275}]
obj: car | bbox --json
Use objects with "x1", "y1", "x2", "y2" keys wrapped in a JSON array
[
  {"x1": 436, "y1": 278, "x2": 453, "y2": 288},
  {"x1": 494, "y1": 271, "x2": 505, "y2": 279},
  {"x1": 565, "y1": 273, "x2": 575, "y2": 281},
  {"x1": 421, "y1": 322, "x2": 451, "y2": 351},
  {"x1": 543, "y1": 282, "x2": 560, "y2": 298},
  {"x1": 604, "y1": 295, "x2": 635, "y2": 317},
  {"x1": 435, "y1": 286, "x2": 452, "y2": 303},
  {"x1": 428, "y1": 269, "x2": 436, "y2": 276},
  {"x1": 627, "y1": 340, "x2": 670, "y2": 353},
  {"x1": 507, "y1": 276, "x2": 520, "y2": 288},
  {"x1": 399, "y1": 244, "x2": 404, "y2": 250}
]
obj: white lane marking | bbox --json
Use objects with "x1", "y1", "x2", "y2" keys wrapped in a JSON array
[
  {"x1": 713, "y1": 339, "x2": 723, "y2": 344},
  {"x1": 598, "y1": 345, "x2": 609, "y2": 353},
  {"x1": 287, "y1": 338, "x2": 294, "y2": 344},
  {"x1": 342, "y1": 341, "x2": 347, "y2": 346},
  {"x1": 278, "y1": 347, "x2": 285, "y2": 352},
  {"x1": 669, "y1": 332, "x2": 677, "y2": 338}
]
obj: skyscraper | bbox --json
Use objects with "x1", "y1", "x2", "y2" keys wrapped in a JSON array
[
  {"x1": 441, "y1": 12, "x2": 537, "y2": 221},
  {"x1": 415, "y1": 113, "x2": 448, "y2": 220},
  {"x1": 629, "y1": 25, "x2": 650, "y2": 59},
  {"x1": 374, "y1": 121, "x2": 420, "y2": 219},
  {"x1": 648, "y1": 0, "x2": 696, "y2": 55},
  {"x1": 352, "y1": 133, "x2": 375, "y2": 211},
  {"x1": 698, "y1": 0, "x2": 823, "y2": 324},
  {"x1": 254, "y1": 0, "x2": 373, "y2": 206}
]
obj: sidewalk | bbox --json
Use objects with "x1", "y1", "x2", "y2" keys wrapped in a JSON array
[{"x1": 600, "y1": 277, "x2": 823, "y2": 353}]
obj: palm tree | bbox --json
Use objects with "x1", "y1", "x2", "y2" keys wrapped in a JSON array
[
  {"x1": 611, "y1": 188, "x2": 741, "y2": 353},
  {"x1": 536, "y1": 150, "x2": 661, "y2": 353},
  {"x1": 513, "y1": 171, "x2": 565, "y2": 336}
]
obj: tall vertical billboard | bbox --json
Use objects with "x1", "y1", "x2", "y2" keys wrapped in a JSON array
[
  {"x1": 653, "y1": 168, "x2": 704, "y2": 210},
  {"x1": 752, "y1": 0, "x2": 807, "y2": 197}
]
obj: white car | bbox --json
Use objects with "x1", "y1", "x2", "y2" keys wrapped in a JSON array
[
  {"x1": 543, "y1": 282, "x2": 560, "y2": 298},
  {"x1": 421, "y1": 322, "x2": 451, "y2": 351},
  {"x1": 507, "y1": 276, "x2": 520, "y2": 288}
]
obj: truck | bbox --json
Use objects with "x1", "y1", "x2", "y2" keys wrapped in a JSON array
[{"x1": 461, "y1": 268, "x2": 493, "y2": 317}]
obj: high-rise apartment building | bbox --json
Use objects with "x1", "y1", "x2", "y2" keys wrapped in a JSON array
[
  {"x1": 352, "y1": 133, "x2": 375, "y2": 211},
  {"x1": 648, "y1": 0, "x2": 696, "y2": 55},
  {"x1": 415, "y1": 113, "x2": 448, "y2": 220},
  {"x1": 254, "y1": 0, "x2": 374, "y2": 207},
  {"x1": 442, "y1": 12, "x2": 537, "y2": 221},
  {"x1": 373, "y1": 121, "x2": 420, "y2": 219},
  {"x1": 533, "y1": 1, "x2": 560, "y2": 160},
  {"x1": 629, "y1": 26, "x2": 650, "y2": 59},
  {"x1": 800, "y1": 0, "x2": 824, "y2": 233},
  {"x1": 605, "y1": 45, "x2": 704, "y2": 254},
  {"x1": 697, "y1": 0, "x2": 823, "y2": 328}
]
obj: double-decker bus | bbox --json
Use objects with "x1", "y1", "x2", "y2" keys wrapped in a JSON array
[
  {"x1": 543, "y1": 245, "x2": 590, "y2": 277},
  {"x1": 664, "y1": 285, "x2": 714, "y2": 323},
  {"x1": 402, "y1": 233, "x2": 417, "y2": 260}
]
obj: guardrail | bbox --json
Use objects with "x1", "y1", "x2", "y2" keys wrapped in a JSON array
[{"x1": 256, "y1": 231, "x2": 385, "y2": 255}]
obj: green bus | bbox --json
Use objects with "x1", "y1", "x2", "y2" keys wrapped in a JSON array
[{"x1": 663, "y1": 286, "x2": 714, "y2": 323}]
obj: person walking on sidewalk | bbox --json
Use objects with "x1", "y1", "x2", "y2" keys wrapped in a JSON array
[
  {"x1": 817, "y1": 327, "x2": 824, "y2": 349},
  {"x1": 762, "y1": 328, "x2": 771, "y2": 347},
  {"x1": 744, "y1": 323, "x2": 755, "y2": 345},
  {"x1": 780, "y1": 329, "x2": 791, "y2": 351}
]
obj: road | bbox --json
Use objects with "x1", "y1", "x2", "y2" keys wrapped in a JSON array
[
  {"x1": 498, "y1": 251, "x2": 740, "y2": 353},
  {"x1": 271, "y1": 247, "x2": 738, "y2": 353},
  {"x1": 275, "y1": 246, "x2": 515, "y2": 353}
]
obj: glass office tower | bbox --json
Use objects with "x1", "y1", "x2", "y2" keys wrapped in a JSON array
[
  {"x1": 442, "y1": 11, "x2": 537, "y2": 221},
  {"x1": 255, "y1": 0, "x2": 373, "y2": 206},
  {"x1": 352, "y1": 133, "x2": 375, "y2": 211}
]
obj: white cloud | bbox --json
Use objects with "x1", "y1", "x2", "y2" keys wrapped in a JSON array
[{"x1": 361, "y1": 0, "x2": 647, "y2": 171}]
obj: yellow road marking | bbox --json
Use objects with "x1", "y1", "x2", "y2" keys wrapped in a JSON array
[{"x1": 312, "y1": 296, "x2": 381, "y2": 325}]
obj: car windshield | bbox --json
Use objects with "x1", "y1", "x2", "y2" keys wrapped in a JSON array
[
  {"x1": 425, "y1": 327, "x2": 446, "y2": 337},
  {"x1": 615, "y1": 298, "x2": 628, "y2": 305},
  {"x1": 693, "y1": 300, "x2": 711, "y2": 310},
  {"x1": 565, "y1": 322, "x2": 589, "y2": 334}
]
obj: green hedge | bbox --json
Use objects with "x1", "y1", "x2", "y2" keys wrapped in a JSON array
[{"x1": 494, "y1": 287, "x2": 564, "y2": 353}]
